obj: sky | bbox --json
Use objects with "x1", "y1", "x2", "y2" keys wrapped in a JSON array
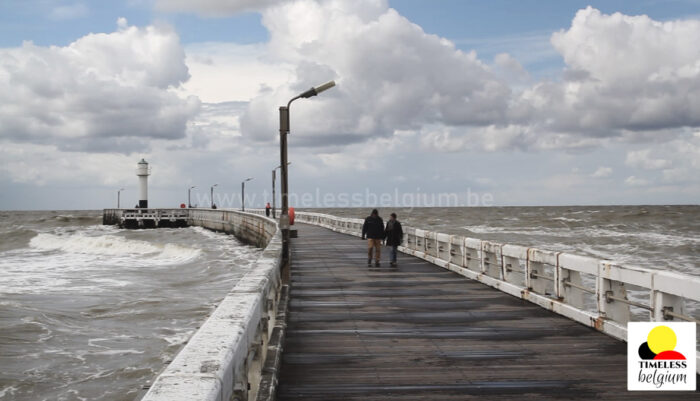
[{"x1": 1, "y1": 0, "x2": 699, "y2": 210}]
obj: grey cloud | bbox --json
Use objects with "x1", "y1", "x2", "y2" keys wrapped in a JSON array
[
  {"x1": 239, "y1": 3, "x2": 700, "y2": 152},
  {"x1": 239, "y1": 1, "x2": 511, "y2": 147},
  {"x1": 0, "y1": 20, "x2": 199, "y2": 153},
  {"x1": 158, "y1": 1, "x2": 700, "y2": 153},
  {"x1": 533, "y1": 7, "x2": 700, "y2": 133}
]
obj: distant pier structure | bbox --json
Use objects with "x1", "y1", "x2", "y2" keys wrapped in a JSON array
[
  {"x1": 103, "y1": 208, "x2": 188, "y2": 229},
  {"x1": 102, "y1": 159, "x2": 188, "y2": 228}
]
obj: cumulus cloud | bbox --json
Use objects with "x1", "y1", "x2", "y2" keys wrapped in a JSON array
[
  {"x1": 237, "y1": 0, "x2": 510, "y2": 147},
  {"x1": 523, "y1": 7, "x2": 700, "y2": 134},
  {"x1": 178, "y1": 42, "x2": 294, "y2": 103},
  {"x1": 233, "y1": 3, "x2": 700, "y2": 153},
  {"x1": 419, "y1": 6, "x2": 700, "y2": 151},
  {"x1": 0, "y1": 19, "x2": 200, "y2": 153},
  {"x1": 154, "y1": 2, "x2": 700, "y2": 153}
]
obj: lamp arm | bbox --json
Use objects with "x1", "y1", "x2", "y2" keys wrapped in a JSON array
[{"x1": 287, "y1": 95, "x2": 301, "y2": 109}]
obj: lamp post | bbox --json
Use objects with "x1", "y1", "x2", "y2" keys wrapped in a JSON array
[
  {"x1": 272, "y1": 162, "x2": 291, "y2": 219},
  {"x1": 241, "y1": 178, "x2": 253, "y2": 211},
  {"x1": 210, "y1": 184, "x2": 218, "y2": 209},
  {"x1": 279, "y1": 80, "x2": 336, "y2": 267},
  {"x1": 117, "y1": 188, "x2": 124, "y2": 208},
  {"x1": 188, "y1": 186, "x2": 196, "y2": 208}
]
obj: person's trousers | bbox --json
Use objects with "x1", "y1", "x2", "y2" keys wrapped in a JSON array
[
  {"x1": 367, "y1": 239, "x2": 381, "y2": 261},
  {"x1": 390, "y1": 245, "x2": 398, "y2": 263}
]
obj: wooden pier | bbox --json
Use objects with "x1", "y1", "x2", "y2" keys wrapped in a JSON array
[{"x1": 277, "y1": 223, "x2": 697, "y2": 400}]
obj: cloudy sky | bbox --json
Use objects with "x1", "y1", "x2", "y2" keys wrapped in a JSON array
[{"x1": 1, "y1": 0, "x2": 699, "y2": 210}]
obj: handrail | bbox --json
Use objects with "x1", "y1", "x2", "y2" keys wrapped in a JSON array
[{"x1": 270, "y1": 210, "x2": 700, "y2": 374}]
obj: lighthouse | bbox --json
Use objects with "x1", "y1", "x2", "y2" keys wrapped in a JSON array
[{"x1": 136, "y1": 159, "x2": 150, "y2": 208}]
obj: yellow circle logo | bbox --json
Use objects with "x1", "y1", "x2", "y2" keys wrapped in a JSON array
[{"x1": 647, "y1": 325, "x2": 677, "y2": 355}]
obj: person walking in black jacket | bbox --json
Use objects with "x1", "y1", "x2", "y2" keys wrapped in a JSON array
[
  {"x1": 362, "y1": 209, "x2": 385, "y2": 267},
  {"x1": 384, "y1": 213, "x2": 404, "y2": 266}
]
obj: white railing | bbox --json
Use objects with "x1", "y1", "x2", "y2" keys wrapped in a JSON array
[
  {"x1": 103, "y1": 208, "x2": 189, "y2": 227},
  {"x1": 289, "y1": 211, "x2": 700, "y2": 373},
  {"x1": 122, "y1": 209, "x2": 188, "y2": 222}
]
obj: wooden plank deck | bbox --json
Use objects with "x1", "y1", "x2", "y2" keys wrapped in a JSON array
[{"x1": 277, "y1": 223, "x2": 698, "y2": 400}]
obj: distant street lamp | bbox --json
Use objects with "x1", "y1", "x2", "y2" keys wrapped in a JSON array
[
  {"x1": 210, "y1": 184, "x2": 218, "y2": 209},
  {"x1": 272, "y1": 162, "x2": 291, "y2": 218},
  {"x1": 117, "y1": 188, "x2": 125, "y2": 209},
  {"x1": 241, "y1": 178, "x2": 253, "y2": 211},
  {"x1": 188, "y1": 186, "x2": 196, "y2": 208},
  {"x1": 279, "y1": 80, "x2": 336, "y2": 265}
]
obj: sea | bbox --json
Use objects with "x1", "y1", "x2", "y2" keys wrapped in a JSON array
[
  {"x1": 0, "y1": 205, "x2": 698, "y2": 400},
  {"x1": 0, "y1": 210, "x2": 261, "y2": 401}
]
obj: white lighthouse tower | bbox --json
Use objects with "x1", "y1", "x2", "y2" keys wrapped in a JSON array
[{"x1": 136, "y1": 159, "x2": 150, "y2": 208}]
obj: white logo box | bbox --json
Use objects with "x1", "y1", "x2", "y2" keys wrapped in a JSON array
[{"x1": 628, "y1": 322, "x2": 696, "y2": 391}]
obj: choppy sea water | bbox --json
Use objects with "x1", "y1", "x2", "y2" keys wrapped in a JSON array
[{"x1": 0, "y1": 210, "x2": 261, "y2": 401}]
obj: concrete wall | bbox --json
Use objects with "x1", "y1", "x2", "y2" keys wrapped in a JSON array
[
  {"x1": 188, "y1": 209, "x2": 277, "y2": 248},
  {"x1": 103, "y1": 208, "x2": 284, "y2": 401}
]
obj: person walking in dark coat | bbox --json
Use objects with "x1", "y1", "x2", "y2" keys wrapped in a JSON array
[
  {"x1": 362, "y1": 209, "x2": 385, "y2": 267},
  {"x1": 384, "y1": 213, "x2": 404, "y2": 266}
]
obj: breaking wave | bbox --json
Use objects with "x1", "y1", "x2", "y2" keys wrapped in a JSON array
[{"x1": 29, "y1": 233, "x2": 201, "y2": 262}]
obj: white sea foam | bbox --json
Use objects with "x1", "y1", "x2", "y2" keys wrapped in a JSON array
[
  {"x1": 90, "y1": 349, "x2": 144, "y2": 356},
  {"x1": 29, "y1": 232, "x2": 201, "y2": 262},
  {"x1": 463, "y1": 225, "x2": 515, "y2": 234},
  {"x1": 31, "y1": 233, "x2": 159, "y2": 255},
  {"x1": 0, "y1": 386, "x2": 17, "y2": 399},
  {"x1": 156, "y1": 243, "x2": 203, "y2": 262},
  {"x1": 462, "y1": 225, "x2": 552, "y2": 236},
  {"x1": 0, "y1": 231, "x2": 205, "y2": 295},
  {"x1": 552, "y1": 217, "x2": 584, "y2": 223}
]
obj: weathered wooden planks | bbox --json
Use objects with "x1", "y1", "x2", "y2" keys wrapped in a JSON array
[{"x1": 277, "y1": 224, "x2": 698, "y2": 400}]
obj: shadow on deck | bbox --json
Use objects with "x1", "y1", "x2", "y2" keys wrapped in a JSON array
[{"x1": 277, "y1": 223, "x2": 697, "y2": 400}]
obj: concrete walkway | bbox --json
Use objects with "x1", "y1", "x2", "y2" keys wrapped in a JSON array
[{"x1": 277, "y1": 223, "x2": 696, "y2": 400}]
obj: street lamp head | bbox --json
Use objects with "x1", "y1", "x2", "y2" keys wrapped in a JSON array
[
  {"x1": 190, "y1": 185, "x2": 196, "y2": 189},
  {"x1": 315, "y1": 80, "x2": 336, "y2": 94},
  {"x1": 299, "y1": 80, "x2": 336, "y2": 99},
  {"x1": 245, "y1": 177, "x2": 253, "y2": 182},
  {"x1": 212, "y1": 184, "x2": 218, "y2": 187},
  {"x1": 119, "y1": 188, "x2": 125, "y2": 191}
]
